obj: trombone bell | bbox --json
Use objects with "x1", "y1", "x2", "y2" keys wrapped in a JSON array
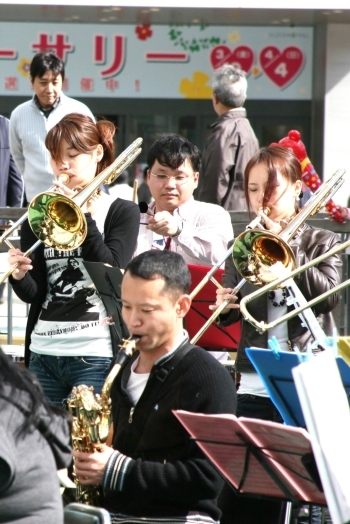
[
  {"x1": 232, "y1": 229, "x2": 296, "y2": 285},
  {"x1": 28, "y1": 192, "x2": 87, "y2": 250}
]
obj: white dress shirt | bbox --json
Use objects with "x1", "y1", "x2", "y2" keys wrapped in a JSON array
[{"x1": 135, "y1": 197, "x2": 234, "y2": 267}]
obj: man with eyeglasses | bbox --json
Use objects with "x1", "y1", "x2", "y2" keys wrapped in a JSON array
[{"x1": 135, "y1": 133, "x2": 233, "y2": 267}]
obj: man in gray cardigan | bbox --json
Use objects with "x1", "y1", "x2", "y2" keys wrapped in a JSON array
[
  {"x1": 9, "y1": 52, "x2": 94, "y2": 204},
  {"x1": 197, "y1": 64, "x2": 259, "y2": 211}
]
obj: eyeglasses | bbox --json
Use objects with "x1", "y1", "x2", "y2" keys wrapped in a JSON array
[{"x1": 150, "y1": 172, "x2": 194, "y2": 186}]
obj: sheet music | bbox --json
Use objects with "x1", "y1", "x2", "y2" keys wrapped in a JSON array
[
  {"x1": 292, "y1": 350, "x2": 350, "y2": 524},
  {"x1": 174, "y1": 410, "x2": 326, "y2": 504}
]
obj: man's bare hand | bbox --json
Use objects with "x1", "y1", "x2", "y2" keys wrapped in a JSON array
[
  {"x1": 147, "y1": 211, "x2": 179, "y2": 237},
  {"x1": 73, "y1": 445, "x2": 115, "y2": 485}
]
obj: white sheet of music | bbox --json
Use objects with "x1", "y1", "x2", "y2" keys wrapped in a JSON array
[{"x1": 292, "y1": 350, "x2": 350, "y2": 524}]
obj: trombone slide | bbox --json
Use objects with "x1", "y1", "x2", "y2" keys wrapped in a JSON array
[
  {"x1": 189, "y1": 215, "x2": 264, "y2": 301},
  {"x1": 239, "y1": 238, "x2": 350, "y2": 334},
  {"x1": 188, "y1": 247, "x2": 231, "y2": 301},
  {"x1": 190, "y1": 279, "x2": 245, "y2": 345}
]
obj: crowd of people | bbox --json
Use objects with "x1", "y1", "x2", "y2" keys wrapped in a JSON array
[{"x1": 0, "y1": 51, "x2": 344, "y2": 524}]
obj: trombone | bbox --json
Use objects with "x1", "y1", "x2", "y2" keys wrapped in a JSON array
[
  {"x1": 189, "y1": 214, "x2": 265, "y2": 344},
  {"x1": 0, "y1": 137, "x2": 143, "y2": 285},
  {"x1": 189, "y1": 214, "x2": 264, "y2": 302},
  {"x1": 190, "y1": 168, "x2": 346, "y2": 344},
  {"x1": 0, "y1": 173, "x2": 70, "y2": 250},
  {"x1": 239, "y1": 240, "x2": 350, "y2": 334}
]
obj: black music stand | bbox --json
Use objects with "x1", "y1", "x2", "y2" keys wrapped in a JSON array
[{"x1": 83, "y1": 261, "x2": 128, "y2": 341}]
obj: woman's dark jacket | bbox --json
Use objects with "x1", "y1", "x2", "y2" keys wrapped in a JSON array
[{"x1": 220, "y1": 223, "x2": 342, "y2": 373}]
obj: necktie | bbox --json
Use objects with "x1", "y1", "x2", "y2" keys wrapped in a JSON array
[{"x1": 164, "y1": 237, "x2": 171, "y2": 251}]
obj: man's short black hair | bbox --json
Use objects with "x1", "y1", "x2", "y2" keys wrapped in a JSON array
[
  {"x1": 125, "y1": 250, "x2": 191, "y2": 296},
  {"x1": 147, "y1": 133, "x2": 201, "y2": 173},
  {"x1": 30, "y1": 52, "x2": 65, "y2": 82}
]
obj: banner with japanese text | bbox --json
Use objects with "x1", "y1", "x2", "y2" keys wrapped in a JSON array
[{"x1": 0, "y1": 22, "x2": 313, "y2": 99}]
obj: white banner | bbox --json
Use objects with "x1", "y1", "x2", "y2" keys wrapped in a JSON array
[{"x1": 0, "y1": 22, "x2": 313, "y2": 99}]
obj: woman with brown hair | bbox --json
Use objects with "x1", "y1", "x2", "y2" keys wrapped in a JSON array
[
  {"x1": 213, "y1": 145, "x2": 342, "y2": 524},
  {"x1": 7, "y1": 113, "x2": 140, "y2": 407}
]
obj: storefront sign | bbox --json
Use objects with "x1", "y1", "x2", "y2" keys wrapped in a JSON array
[{"x1": 0, "y1": 22, "x2": 313, "y2": 99}]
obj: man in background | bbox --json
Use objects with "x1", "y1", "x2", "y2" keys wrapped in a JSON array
[
  {"x1": 135, "y1": 133, "x2": 233, "y2": 267},
  {"x1": 10, "y1": 51, "x2": 94, "y2": 204},
  {"x1": 197, "y1": 64, "x2": 259, "y2": 210}
]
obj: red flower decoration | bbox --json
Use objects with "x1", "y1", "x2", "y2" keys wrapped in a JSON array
[{"x1": 135, "y1": 24, "x2": 153, "y2": 41}]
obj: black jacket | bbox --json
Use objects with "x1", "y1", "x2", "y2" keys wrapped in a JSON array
[
  {"x1": 103, "y1": 341, "x2": 237, "y2": 521},
  {"x1": 219, "y1": 224, "x2": 342, "y2": 372}
]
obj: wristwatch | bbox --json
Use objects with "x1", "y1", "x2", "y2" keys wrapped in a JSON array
[{"x1": 171, "y1": 220, "x2": 183, "y2": 237}]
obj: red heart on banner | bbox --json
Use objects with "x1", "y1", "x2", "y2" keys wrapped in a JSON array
[
  {"x1": 259, "y1": 46, "x2": 304, "y2": 88},
  {"x1": 210, "y1": 45, "x2": 254, "y2": 74}
]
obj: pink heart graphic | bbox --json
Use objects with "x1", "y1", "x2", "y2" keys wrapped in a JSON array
[
  {"x1": 210, "y1": 45, "x2": 254, "y2": 74},
  {"x1": 259, "y1": 46, "x2": 304, "y2": 88}
]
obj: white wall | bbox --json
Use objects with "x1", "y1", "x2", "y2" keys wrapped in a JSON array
[{"x1": 324, "y1": 24, "x2": 350, "y2": 206}]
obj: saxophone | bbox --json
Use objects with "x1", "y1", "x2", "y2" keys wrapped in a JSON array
[{"x1": 67, "y1": 336, "x2": 139, "y2": 506}]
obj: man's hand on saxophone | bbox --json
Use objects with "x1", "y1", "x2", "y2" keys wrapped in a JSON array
[{"x1": 73, "y1": 445, "x2": 115, "y2": 486}]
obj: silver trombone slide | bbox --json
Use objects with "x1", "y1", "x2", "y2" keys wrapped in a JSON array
[
  {"x1": 239, "y1": 238, "x2": 350, "y2": 334},
  {"x1": 189, "y1": 214, "x2": 264, "y2": 301},
  {"x1": 0, "y1": 213, "x2": 28, "y2": 250}
]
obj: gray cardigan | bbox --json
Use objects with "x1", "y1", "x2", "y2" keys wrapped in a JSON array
[{"x1": 9, "y1": 92, "x2": 94, "y2": 201}]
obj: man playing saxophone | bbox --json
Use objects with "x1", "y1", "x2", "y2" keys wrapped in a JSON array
[{"x1": 73, "y1": 249, "x2": 237, "y2": 524}]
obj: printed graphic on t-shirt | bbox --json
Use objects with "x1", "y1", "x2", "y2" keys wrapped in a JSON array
[
  {"x1": 39, "y1": 247, "x2": 100, "y2": 323},
  {"x1": 31, "y1": 207, "x2": 113, "y2": 357}
]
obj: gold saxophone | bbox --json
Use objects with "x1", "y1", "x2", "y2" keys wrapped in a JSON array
[{"x1": 67, "y1": 336, "x2": 139, "y2": 506}]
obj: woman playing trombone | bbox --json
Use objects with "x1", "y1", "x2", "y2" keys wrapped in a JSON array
[
  {"x1": 212, "y1": 145, "x2": 342, "y2": 524},
  {"x1": 7, "y1": 113, "x2": 140, "y2": 407}
]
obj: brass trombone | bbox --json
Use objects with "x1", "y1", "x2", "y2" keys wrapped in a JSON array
[
  {"x1": 0, "y1": 173, "x2": 70, "y2": 250},
  {"x1": 189, "y1": 214, "x2": 265, "y2": 301},
  {"x1": 190, "y1": 168, "x2": 346, "y2": 344},
  {"x1": 0, "y1": 137, "x2": 143, "y2": 285},
  {"x1": 239, "y1": 240, "x2": 350, "y2": 334},
  {"x1": 189, "y1": 214, "x2": 265, "y2": 344}
]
